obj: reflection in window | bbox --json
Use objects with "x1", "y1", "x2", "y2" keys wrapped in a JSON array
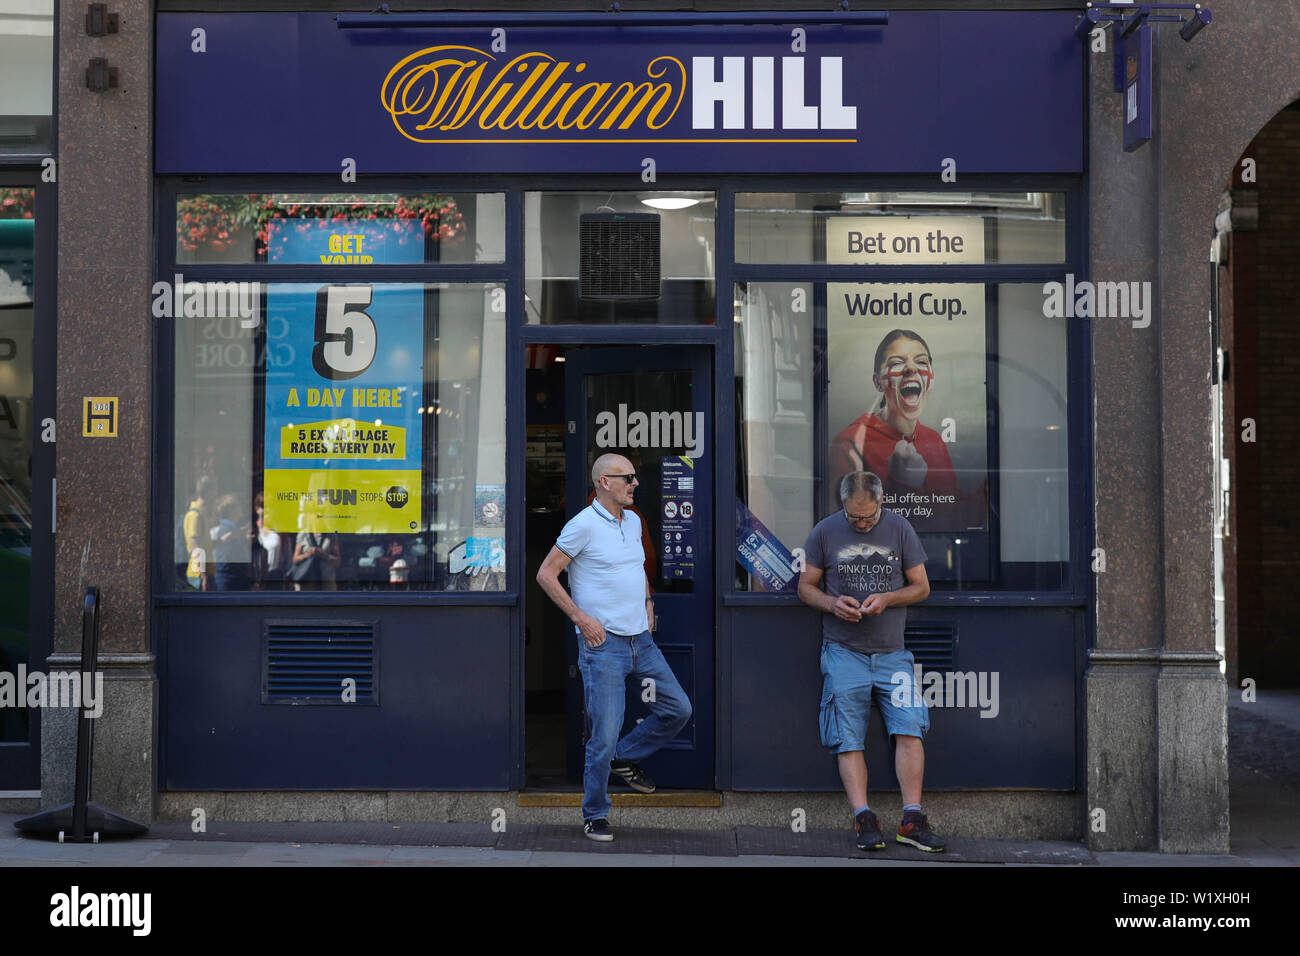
[
  {"x1": 735, "y1": 191, "x2": 1066, "y2": 265},
  {"x1": 171, "y1": 282, "x2": 506, "y2": 591},
  {"x1": 0, "y1": 187, "x2": 34, "y2": 742},
  {"x1": 176, "y1": 193, "x2": 505, "y2": 264},
  {"x1": 0, "y1": 2, "x2": 54, "y2": 154},
  {"x1": 732, "y1": 280, "x2": 1070, "y2": 593},
  {"x1": 734, "y1": 283, "x2": 814, "y2": 591},
  {"x1": 525, "y1": 191, "x2": 715, "y2": 324}
]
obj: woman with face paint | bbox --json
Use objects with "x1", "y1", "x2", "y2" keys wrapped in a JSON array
[{"x1": 830, "y1": 329, "x2": 959, "y2": 499}]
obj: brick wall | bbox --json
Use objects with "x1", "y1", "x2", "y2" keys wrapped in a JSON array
[{"x1": 1227, "y1": 107, "x2": 1300, "y2": 685}]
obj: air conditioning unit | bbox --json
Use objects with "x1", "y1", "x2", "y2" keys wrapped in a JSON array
[{"x1": 579, "y1": 212, "x2": 661, "y2": 300}]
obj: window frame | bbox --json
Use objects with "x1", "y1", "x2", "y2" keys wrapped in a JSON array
[
  {"x1": 153, "y1": 174, "x2": 1090, "y2": 608},
  {"x1": 154, "y1": 178, "x2": 515, "y2": 602},
  {"x1": 725, "y1": 175, "x2": 1089, "y2": 604}
]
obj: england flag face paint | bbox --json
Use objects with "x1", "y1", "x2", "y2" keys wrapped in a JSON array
[{"x1": 875, "y1": 338, "x2": 933, "y2": 421}]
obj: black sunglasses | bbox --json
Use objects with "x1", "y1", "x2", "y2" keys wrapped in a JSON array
[{"x1": 602, "y1": 473, "x2": 638, "y2": 485}]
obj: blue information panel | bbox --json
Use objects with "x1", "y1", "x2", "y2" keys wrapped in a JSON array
[{"x1": 660, "y1": 457, "x2": 696, "y2": 581}]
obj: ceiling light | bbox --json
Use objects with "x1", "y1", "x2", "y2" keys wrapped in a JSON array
[{"x1": 641, "y1": 197, "x2": 699, "y2": 210}]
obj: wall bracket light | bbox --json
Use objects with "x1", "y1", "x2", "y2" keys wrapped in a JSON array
[
  {"x1": 1074, "y1": 4, "x2": 1212, "y2": 152},
  {"x1": 1073, "y1": 3, "x2": 1212, "y2": 50}
]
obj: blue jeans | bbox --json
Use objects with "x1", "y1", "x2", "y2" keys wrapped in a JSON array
[{"x1": 576, "y1": 629, "x2": 693, "y2": 821}]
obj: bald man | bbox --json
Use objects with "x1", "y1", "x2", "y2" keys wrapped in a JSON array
[{"x1": 536, "y1": 453, "x2": 693, "y2": 841}]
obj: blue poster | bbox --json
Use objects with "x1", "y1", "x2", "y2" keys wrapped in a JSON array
[
  {"x1": 736, "y1": 497, "x2": 797, "y2": 592},
  {"x1": 267, "y1": 217, "x2": 423, "y2": 265},
  {"x1": 263, "y1": 281, "x2": 424, "y2": 534}
]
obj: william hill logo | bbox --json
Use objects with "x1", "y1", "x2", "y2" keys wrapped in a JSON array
[{"x1": 380, "y1": 47, "x2": 858, "y2": 143}]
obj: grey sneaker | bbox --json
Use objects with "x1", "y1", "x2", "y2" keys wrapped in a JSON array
[
  {"x1": 855, "y1": 809, "x2": 886, "y2": 850},
  {"x1": 583, "y1": 818, "x2": 614, "y2": 842}
]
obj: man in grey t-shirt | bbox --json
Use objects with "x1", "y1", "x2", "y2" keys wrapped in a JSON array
[{"x1": 798, "y1": 470, "x2": 946, "y2": 853}]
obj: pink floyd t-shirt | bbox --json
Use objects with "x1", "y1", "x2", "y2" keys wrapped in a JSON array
[{"x1": 803, "y1": 508, "x2": 927, "y2": 655}]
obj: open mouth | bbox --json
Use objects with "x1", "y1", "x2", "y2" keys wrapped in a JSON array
[{"x1": 898, "y1": 379, "x2": 925, "y2": 410}]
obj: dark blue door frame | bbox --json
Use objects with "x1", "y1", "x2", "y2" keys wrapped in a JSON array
[
  {"x1": 561, "y1": 345, "x2": 715, "y2": 789},
  {"x1": 0, "y1": 172, "x2": 55, "y2": 791}
]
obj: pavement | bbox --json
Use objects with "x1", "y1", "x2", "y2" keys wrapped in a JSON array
[{"x1": 0, "y1": 690, "x2": 1295, "y2": 867}]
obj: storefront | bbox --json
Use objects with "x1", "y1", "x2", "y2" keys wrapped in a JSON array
[
  {"x1": 147, "y1": 9, "x2": 1088, "y2": 803},
  {"x1": 0, "y1": 0, "x2": 54, "y2": 797}
]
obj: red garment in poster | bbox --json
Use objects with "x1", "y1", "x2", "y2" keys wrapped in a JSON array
[{"x1": 830, "y1": 412, "x2": 958, "y2": 497}]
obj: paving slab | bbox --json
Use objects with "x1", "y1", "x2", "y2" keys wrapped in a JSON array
[
  {"x1": 734, "y1": 826, "x2": 1095, "y2": 864},
  {"x1": 496, "y1": 823, "x2": 738, "y2": 857},
  {"x1": 143, "y1": 820, "x2": 498, "y2": 848}
]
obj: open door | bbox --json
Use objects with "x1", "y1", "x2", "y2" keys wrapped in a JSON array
[{"x1": 561, "y1": 346, "x2": 714, "y2": 789}]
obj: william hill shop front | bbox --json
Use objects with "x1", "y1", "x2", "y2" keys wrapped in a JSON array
[{"x1": 151, "y1": 9, "x2": 1088, "y2": 832}]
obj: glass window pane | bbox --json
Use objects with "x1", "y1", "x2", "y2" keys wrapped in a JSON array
[
  {"x1": 525, "y1": 191, "x2": 715, "y2": 325},
  {"x1": 0, "y1": 187, "x2": 34, "y2": 742},
  {"x1": 170, "y1": 281, "x2": 506, "y2": 591},
  {"x1": 733, "y1": 278, "x2": 1070, "y2": 593},
  {"x1": 823, "y1": 281, "x2": 1069, "y2": 590},
  {"x1": 0, "y1": 3, "x2": 53, "y2": 155},
  {"x1": 734, "y1": 282, "x2": 814, "y2": 592},
  {"x1": 994, "y1": 283, "x2": 1069, "y2": 573},
  {"x1": 176, "y1": 193, "x2": 505, "y2": 264},
  {"x1": 736, "y1": 192, "x2": 1066, "y2": 265},
  {"x1": 826, "y1": 281, "x2": 989, "y2": 533}
]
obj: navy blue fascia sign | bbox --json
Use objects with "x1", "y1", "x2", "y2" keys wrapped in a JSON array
[{"x1": 155, "y1": 12, "x2": 1083, "y2": 175}]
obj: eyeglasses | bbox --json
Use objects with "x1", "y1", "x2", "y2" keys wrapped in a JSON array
[
  {"x1": 602, "y1": 473, "x2": 638, "y2": 485},
  {"x1": 844, "y1": 505, "x2": 879, "y2": 525}
]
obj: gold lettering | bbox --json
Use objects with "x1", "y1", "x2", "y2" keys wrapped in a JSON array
[
  {"x1": 514, "y1": 61, "x2": 572, "y2": 130},
  {"x1": 419, "y1": 60, "x2": 486, "y2": 131},
  {"x1": 481, "y1": 54, "x2": 554, "y2": 129},
  {"x1": 557, "y1": 82, "x2": 612, "y2": 130},
  {"x1": 529, "y1": 63, "x2": 586, "y2": 130},
  {"x1": 382, "y1": 47, "x2": 687, "y2": 142},
  {"x1": 594, "y1": 81, "x2": 673, "y2": 131}
]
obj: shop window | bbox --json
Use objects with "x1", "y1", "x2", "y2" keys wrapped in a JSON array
[
  {"x1": 735, "y1": 280, "x2": 1069, "y2": 591},
  {"x1": 525, "y1": 190, "x2": 715, "y2": 324},
  {"x1": 169, "y1": 281, "x2": 506, "y2": 592},
  {"x1": 0, "y1": 187, "x2": 34, "y2": 741},
  {"x1": 734, "y1": 282, "x2": 816, "y2": 592},
  {"x1": 0, "y1": 3, "x2": 53, "y2": 155},
  {"x1": 735, "y1": 192, "x2": 1066, "y2": 265},
  {"x1": 175, "y1": 193, "x2": 505, "y2": 264}
]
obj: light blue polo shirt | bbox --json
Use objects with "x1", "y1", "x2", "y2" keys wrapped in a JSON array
[{"x1": 556, "y1": 500, "x2": 649, "y2": 637}]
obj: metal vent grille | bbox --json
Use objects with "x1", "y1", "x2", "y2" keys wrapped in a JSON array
[
  {"x1": 263, "y1": 621, "x2": 377, "y2": 705},
  {"x1": 579, "y1": 212, "x2": 661, "y2": 300},
  {"x1": 904, "y1": 622, "x2": 957, "y2": 672}
]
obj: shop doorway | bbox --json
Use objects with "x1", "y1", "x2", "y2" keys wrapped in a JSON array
[
  {"x1": 524, "y1": 345, "x2": 714, "y2": 790},
  {"x1": 0, "y1": 184, "x2": 50, "y2": 793}
]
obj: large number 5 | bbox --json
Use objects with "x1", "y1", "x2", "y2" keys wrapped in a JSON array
[{"x1": 312, "y1": 285, "x2": 377, "y2": 380}]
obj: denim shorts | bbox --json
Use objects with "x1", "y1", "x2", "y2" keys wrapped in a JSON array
[{"x1": 818, "y1": 641, "x2": 929, "y2": 753}]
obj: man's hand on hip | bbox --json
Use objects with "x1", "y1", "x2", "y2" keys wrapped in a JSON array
[{"x1": 575, "y1": 611, "x2": 607, "y2": 647}]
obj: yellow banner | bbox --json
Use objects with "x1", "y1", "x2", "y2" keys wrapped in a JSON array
[
  {"x1": 280, "y1": 418, "x2": 407, "y2": 461},
  {"x1": 263, "y1": 468, "x2": 422, "y2": 535}
]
